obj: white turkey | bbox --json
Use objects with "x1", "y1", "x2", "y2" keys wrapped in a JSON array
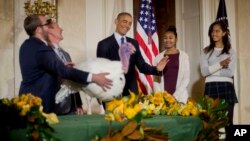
[{"x1": 55, "y1": 42, "x2": 135, "y2": 104}]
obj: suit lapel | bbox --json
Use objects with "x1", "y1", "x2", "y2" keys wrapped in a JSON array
[{"x1": 111, "y1": 35, "x2": 120, "y2": 60}]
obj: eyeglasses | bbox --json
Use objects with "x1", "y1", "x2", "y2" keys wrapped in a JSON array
[
  {"x1": 38, "y1": 19, "x2": 52, "y2": 27},
  {"x1": 39, "y1": 22, "x2": 50, "y2": 27}
]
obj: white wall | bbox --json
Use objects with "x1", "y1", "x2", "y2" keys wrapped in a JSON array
[
  {"x1": 176, "y1": 0, "x2": 203, "y2": 101},
  {"x1": 0, "y1": 0, "x2": 15, "y2": 98},
  {"x1": 236, "y1": 0, "x2": 250, "y2": 124}
]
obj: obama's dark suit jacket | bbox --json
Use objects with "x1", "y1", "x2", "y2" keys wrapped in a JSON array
[{"x1": 97, "y1": 34, "x2": 160, "y2": 96}]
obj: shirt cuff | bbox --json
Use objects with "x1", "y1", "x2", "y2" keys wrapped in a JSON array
[
  {"x1": 87, "y1": 73, "x2": 92, "y2": 82},
  {"x1": 157, "y1": 71, "x2": 163, "y2": 76}
]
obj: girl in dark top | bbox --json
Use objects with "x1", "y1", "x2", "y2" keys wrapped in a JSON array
[{"x1": 153, "y1": 26, "x2": 190, "y2": 103}]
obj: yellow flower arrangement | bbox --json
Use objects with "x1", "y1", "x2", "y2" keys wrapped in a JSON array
[
  {"x1": 100, "y1": 91, "x2": 169, "y2": 141},
  {"x1": 105, "y1": 91, "x2": 141, "y2": 122},
  {"x1": 139, "y1": 91, "x2": 201, "y2": 117},
  {"x1": 0, "y1": 93, "x2": 59, "y2": 141},
  {"x1": 99, "y1": 91, "x2": 228, "y2": 141}
]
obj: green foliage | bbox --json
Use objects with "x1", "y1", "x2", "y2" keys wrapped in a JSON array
[
  {"x1": 195, "y1": 96, "x2": 229, "y2": 141},
  {"x1": 0, "y1": 95, "x2": 59, "y2": 141}
]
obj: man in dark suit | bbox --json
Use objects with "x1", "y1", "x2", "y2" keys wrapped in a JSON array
[
  {"x1": 97, "y1": 12, "x2": 168, "y2": 96},
  {"x1": 47, "y1": 20, "x2": 84, "y2": 115},
  {"x1": 19, "y1": 14, "x2": 112, "y2": 113}
]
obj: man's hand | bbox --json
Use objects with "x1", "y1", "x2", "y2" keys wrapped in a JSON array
[
  {"x1": 92, "y1": 73, "x2": 113, "y2": 91},
  {"x1": 64, "y1": 61, "x2": 75, "y2": 67},
  {"x1": 156, "y1": 56, "x2": 169, "y2": 71}
]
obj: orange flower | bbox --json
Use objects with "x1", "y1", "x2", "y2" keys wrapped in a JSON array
[
  {"x1": 133, "y1": 103, "x2": 142, "y2": 113},
  {"x1": 16, "y1": 101, "x2": 26, "y2": 108},
  {"x1": 162, "y1": 91, "x2": 176, "y2": 104},
  {"x1": 152, "y1": 92, "x2": 164, "y2": 105},
  {"x1": 29, "y1": 97, "x2": 42, "y2": 106}
]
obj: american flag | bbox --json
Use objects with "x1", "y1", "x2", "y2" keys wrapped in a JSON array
[
  {"x1": 216, "y1": 0, "x2": 228, "y2": 27},
  {"x1": 135, "y1": 0, "x2": 159, "y2": 94}
]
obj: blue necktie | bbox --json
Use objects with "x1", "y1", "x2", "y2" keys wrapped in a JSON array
[{"x1": 121, "y1": 37, "x2": 125, "y2": 45}]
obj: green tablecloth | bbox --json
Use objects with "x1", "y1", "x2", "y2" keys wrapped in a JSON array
[{"x1": 11, "y1": 114, "x2": 202, "y2": 141}]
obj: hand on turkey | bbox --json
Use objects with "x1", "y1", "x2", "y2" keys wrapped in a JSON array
[{"x1": 92, "y1": 72, "x2": 113, "y2": 91}]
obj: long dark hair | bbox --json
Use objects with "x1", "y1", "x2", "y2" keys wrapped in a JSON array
[{"x1": 204, "y1": 20, "x2": 231, "y2": 56}]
